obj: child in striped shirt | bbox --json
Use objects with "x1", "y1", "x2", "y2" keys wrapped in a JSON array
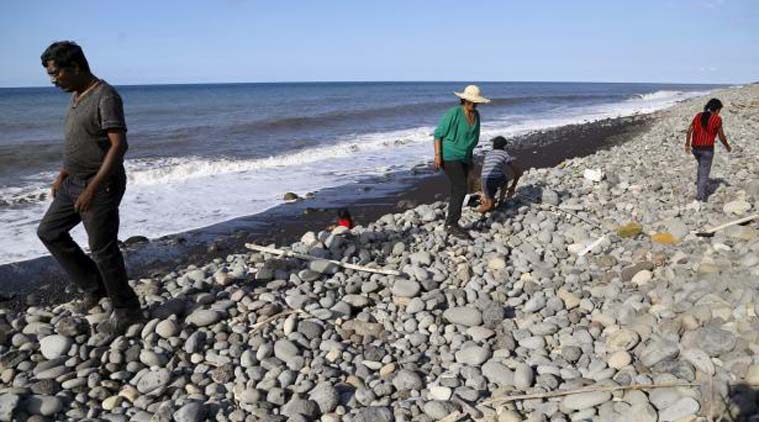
[{"x1": 479, "y1": 136, "x2": 523, "y2": 213}]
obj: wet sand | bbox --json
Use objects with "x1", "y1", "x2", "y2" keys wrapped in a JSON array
[{"x1": 0, "y1": 113, "x2": 654, "y2": 313}]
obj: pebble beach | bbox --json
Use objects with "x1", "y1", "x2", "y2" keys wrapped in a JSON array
[{"x1": 0, "y1": 84, "x2": 758, "y2": 421}]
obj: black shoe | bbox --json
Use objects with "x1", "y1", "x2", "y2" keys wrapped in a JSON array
[
  {"x1": 446, "y1": 224, "x2": 472, "y2": 240},
  {"x1": 99, "y1": 307, "x2": 144, "y2": 336}
]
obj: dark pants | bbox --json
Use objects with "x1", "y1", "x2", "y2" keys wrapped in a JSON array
[
  {"x1": 37, "y1": 172, "x2": 139, "y2": 309},
  {"x1": 692, "y1": 148, "x2": 714, "y2": 201},
  {"x1": 443, "y1": 160, "x2": 470, "y2": 227}
]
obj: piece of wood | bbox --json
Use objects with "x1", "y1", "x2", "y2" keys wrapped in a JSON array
[
  {"x1": 245, "y1": 243, "x2": 402, "y2": 276},
  {"x1": 695, "y1": 213, "x2": 758, "y2": 237},
  {"x1": 518, "y1": 191, "x2": 605, "y2": 230},
  {"x1": 480, "y1": 382, "x2": 699, "y2": 406},
  {"x1": 544, "y1": 203, "x2": 605, "y2": 231}
]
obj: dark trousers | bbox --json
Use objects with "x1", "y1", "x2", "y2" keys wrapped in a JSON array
[
  {"x1": 692, "y1": 148, "x2": 714, "y2": 201},
  {"x1": 36, "y1": 172, "x2": 139, "y2": 309},
  {"x1": 443, "y1": 160, "x2": 470, "y2": 227}
]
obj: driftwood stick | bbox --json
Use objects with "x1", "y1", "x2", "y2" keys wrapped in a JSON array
[
  {"x1": 480, "y1": 382, "x2": 699, "y2": 406},
  {"x1": 548, "y1": 205, "x2": 605, "y2": 230},
  {"x1": 245, "y1": 243, "x2": 402, "y2": 276},
  {"x1": 695, "y1": 213, "x2": 759, "y2": 237},
  {"x1": 517, "y1": 190, "x2": 607, "y2": 232}
]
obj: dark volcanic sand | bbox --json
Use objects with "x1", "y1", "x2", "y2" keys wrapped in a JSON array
[{"x1": 0, "y1": 113, "x2": 654, "y2": 313}]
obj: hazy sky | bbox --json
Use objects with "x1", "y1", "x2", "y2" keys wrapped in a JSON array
[{"x1": 1, "y1": 0, "x2": 757, "y2": 87}]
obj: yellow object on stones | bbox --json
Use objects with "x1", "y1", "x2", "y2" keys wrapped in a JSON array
[
  {"x1": 616, "y1": 222, "x2": 643, "y2": 238},
  {"x1": 652, "y1": 232, "x2": 678, "y2": 245}
]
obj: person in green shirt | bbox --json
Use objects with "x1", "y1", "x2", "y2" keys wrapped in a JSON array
[{"x1": 433, "y1": 85, "x2": 490, "y2": 239}]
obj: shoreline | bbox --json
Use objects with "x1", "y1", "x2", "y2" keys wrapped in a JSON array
[{"x1": 0, "y1": 113, "x2": 654, "y2": 312}]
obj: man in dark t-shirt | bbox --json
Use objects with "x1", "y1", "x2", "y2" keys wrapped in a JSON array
[{"x1": 37, "y1": 41, "x2": 142, "y2": 335}]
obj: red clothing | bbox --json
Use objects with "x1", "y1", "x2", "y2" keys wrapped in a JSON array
[
  {"x1": 691, "y1": 112, "x2": 722, "y2": 148},
  {"x1": 338, "y1": 218, "x2": 353, "y2": 229}
]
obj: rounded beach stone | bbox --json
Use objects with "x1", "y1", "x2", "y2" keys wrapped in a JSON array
[
  {"x1": 353, "y1": 406, "x2": 393, "y2": 422},
  {"x1": 184, "y1": 309, "x2": 220, "y2": 327},
  {"x1": 0, "y1": 394, "x2": 19, "y2": 421},
  {"x1": 724, "y1": 200, "x2": 751, "y2": 215},
  {"x1": 391, "y1": 279, "x2": 421, "y2": 298},
  {"x1": 680, "y1": 326, "x2": 736, "y2": 357},
  {"x1": 281, "y1": 397, "x2": 319, "y2": 419},
  {"x1": 488, "y1": 258, "x2": 506, "y2": 270},
  {"x1": 309, "y1": 382, "x2": 339, "y2": 413},
  {"x1": 631, "y1": 270, "x2": 652, "y2": 286},
  {"x1": 745, "y1": 364, "x2": 759, "y2": 385},
  {"x1": 410, "y1": 251, "x2": 432, "y2": 266},
  {"x1": 607, "y1": 351, "x2": 632, "y2": 369},
  {"x1": 139, "y1": 349, "x2": 168, "y2": 367},
  {"x1": 392, "y1": 369, "x2": 423, "y2": 391},
  {"x1": 274, "y1": 339, "x2": 300, "y2": 362},
  {"x1": 443, "y1": 307, "x2": 482, "y2": 327},
  {"x1": 659, "y1": 397, "x2": 699, "y2": 421},
  {"x1": 482, "y1": 361, "x2": 514, "y2": 387},
  {"x1": 173, "y1": 402, "x2": 206, "y2": 422},
  {"x1": 518, "y1": 336, "x2": 546, "y2": 350},
  {"x1": 39, "y1": 335, "x2": 73, "y2": 360},
  {"x1": 455, "y1": 346, "x2": 491, "y2": 366},
  {"x1": 155, "y1": 319, "x2": 180, "y2": 339},
  {"x1": 523, "y1": 295, "x2": 546, "y2": 313},
  {"x1": 297, "y1": 320, "x2": 324, "y2": 340},
  {"x1": 342, "y1": 294, "x2": 369, "y2": 308},
  {"x1": 423, "y1": 400, "x2": 458, "y2": 420},
  {"x1": 640, "y1": 339, "x2": 679, "y2": 367},
  {"x1": 136, "y1": 368, "x2": 171, "y2": 394},
  {"x1": 21, "y1": 395, "x2": 63, "y2": 417},
  {"x1": 681, "y1": 349, "x2": 715, "y2": 375},
  {"x1": 619, "y1": 403, "x2": 658, "y2": 422},
  {"x1": 498, "y1": 410, "x2": 523, "y2": 422},
  {"x1": 428, "y1": 385, "x2": 452, "y2": 401},
  {"x1": 513, "y1": 363, "x2": 534, "y2": 389},
  {"x1": 605, "y1": 329, "x2": 640, "y2": 352},
  {"x1": 309, "y1": 259, "x2": 338, "y2": 274},
  {"x1": 561, "y1": 391, "x2": 612, "y2": 411}
]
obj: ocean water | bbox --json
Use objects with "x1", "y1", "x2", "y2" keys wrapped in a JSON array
[{"x1": 0, "y1": 81, "x2": 722, "y2": 264}]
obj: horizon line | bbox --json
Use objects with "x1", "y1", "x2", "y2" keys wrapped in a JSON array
[{"x1": 0, "y1": 79, "x2": 740, "y2": 90}]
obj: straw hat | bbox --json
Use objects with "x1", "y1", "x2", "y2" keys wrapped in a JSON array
[{"x1": 454, "y1": 85, "x2": 490, "y2": 104}]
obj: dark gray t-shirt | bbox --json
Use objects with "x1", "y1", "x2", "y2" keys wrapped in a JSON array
[{"x1": 63, "y1": 81, "x2": 128, "y2": 180}]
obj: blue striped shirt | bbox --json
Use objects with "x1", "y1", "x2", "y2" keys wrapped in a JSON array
[{"x1": 481, "y1": 149, "x2": 513, "y2": 180}]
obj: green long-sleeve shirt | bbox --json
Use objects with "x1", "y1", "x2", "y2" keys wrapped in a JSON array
[{"x1": 434, "y1": 106, "x2": 480, "y2": 161}]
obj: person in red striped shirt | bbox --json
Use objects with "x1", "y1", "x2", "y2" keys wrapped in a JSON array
[{"x1": 685, "y1": 98, "x2": 732, "y2": 202}]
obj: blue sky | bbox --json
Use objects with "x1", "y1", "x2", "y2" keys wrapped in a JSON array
[{"x1": 1, "y1": 0, "x2": 757, "y2": 87}]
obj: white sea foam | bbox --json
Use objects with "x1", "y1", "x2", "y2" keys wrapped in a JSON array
[
  {"x1": 634, "y1": 90, "x2": 683, "y2": 101},
  {"x1": 0, "y1": 89, "x2": 711, "y2": 264},
  {"x1": 629, "y1": 89, "x2": 711, "y2": 104}
]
